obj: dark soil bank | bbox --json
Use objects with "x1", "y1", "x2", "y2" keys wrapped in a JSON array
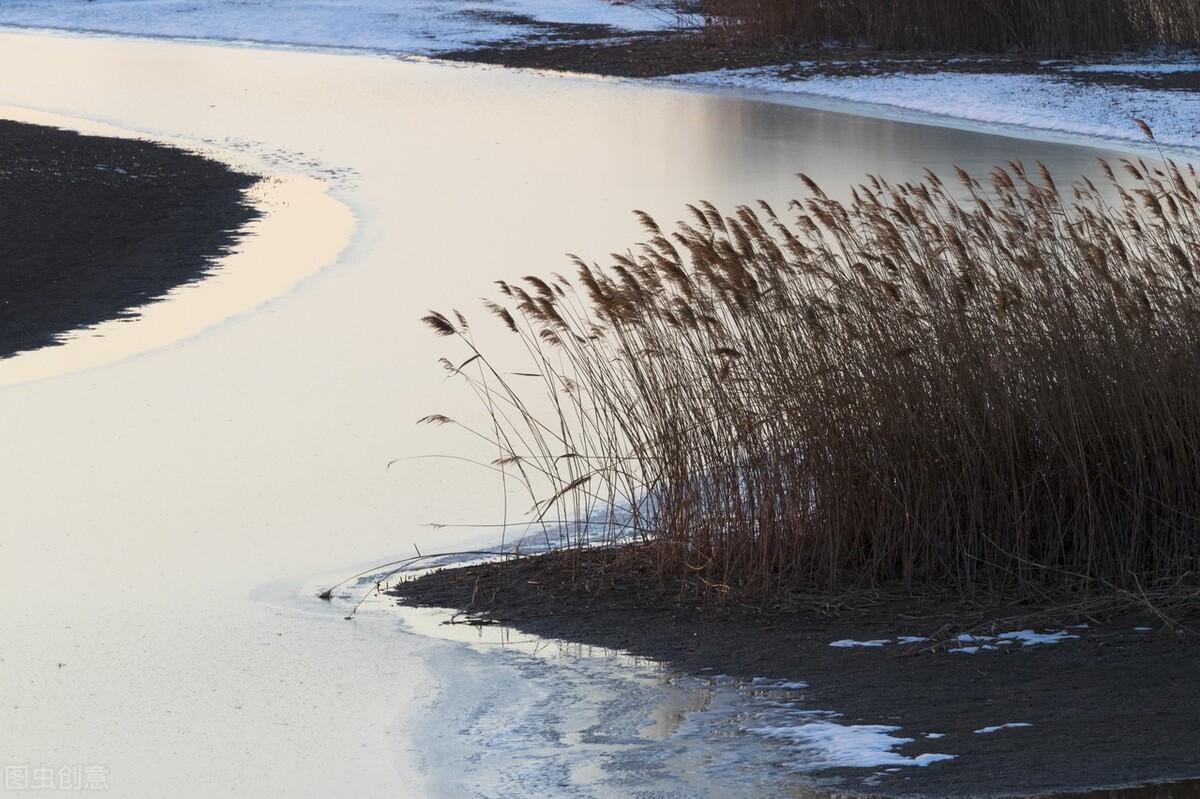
[
  {"x1": 0, "y1": 119, "x2": 259, "y2": 357},
  {"x1": 442, "y1": 32, "x2": 1200, "y2": 92},
  {"x1": 394, "y1": 554, "x2": 1200, "y2": 798}
]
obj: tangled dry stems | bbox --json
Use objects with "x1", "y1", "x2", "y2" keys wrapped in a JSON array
[
  {"x1": 697, "y1": 0, "x2": 1200, "y2": 54},
  {"x1": 424, "y1": 142, "x2": 1200, "y2": 607}
]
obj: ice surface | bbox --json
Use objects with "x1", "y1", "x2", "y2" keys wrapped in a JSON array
[
  {"x1": 829, "y1": 639, "x2": 892, "y2": 648},
  {"x1": 673, "y1": 66, "x2": 1200, "y2": 151},
  {"x1": 750, "y1": 677, "x2": 810, "y2": 690},
  {"x1": 0, "y1": 0, "x2": 674, "y2": 54},
  {"x1": 1067, "y1": 62, "x2": 1200, "y2": 74},
  {"x1": 4, "y1": 1, "x2": 1194, "y2": 152},
  {"x1": 405, "y1": 620, "x2": 954, "y2": 795}
]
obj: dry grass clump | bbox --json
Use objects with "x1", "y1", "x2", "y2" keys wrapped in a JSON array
[
  {"x1": 423, "y1": 142, "x2": 1200, "y2": 603},
  {"x1": 697, "y1": 0, "x2": 1200, "y2": 54}
]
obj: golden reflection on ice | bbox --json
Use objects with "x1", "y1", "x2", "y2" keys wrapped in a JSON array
[{"x1": 0, "y1": 105, "x2": 354, "y2": 388}]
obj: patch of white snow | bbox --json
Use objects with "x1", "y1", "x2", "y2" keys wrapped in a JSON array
[
  {"x1": 746, "y1": 721, "x2": 956, "y2": 770},
  {"x1": 997, "y1": 630, "x2": 1079, "y2": 645},
  {"x1": 974, "y1": 723, "x2": 1033, "y2": 734}
]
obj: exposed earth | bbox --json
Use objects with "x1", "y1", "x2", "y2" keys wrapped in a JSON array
[
  {"x1": 441, "y1": 26, "x2": 1200, "y2": 91},
  {"x1": 0, "y1": 119, "x2": 259, "y2": 357}
]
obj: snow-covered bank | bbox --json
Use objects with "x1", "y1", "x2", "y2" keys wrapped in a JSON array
[
  {"x1": 3, "y1": 0, "x2": 1198, "y2": 155},
  {"x1": 672, "y1": 64, "x2": 1200, "y2": 153},
  {"x1": 0, "y1": 0, "x2": 674, "y2": 53}
]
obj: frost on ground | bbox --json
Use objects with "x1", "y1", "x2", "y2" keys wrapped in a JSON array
[
  {"x1": 975, "y1": 723, "x2": 1034, "y2": 734},
  {"x1": 672, "y1": 63, "x2": 1200, "y2": 152},
  {"x1": 0, "y1": 0, "x2": 674, "y2": 53}
]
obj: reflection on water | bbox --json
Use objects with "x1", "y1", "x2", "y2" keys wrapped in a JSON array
[{"x1": 0, "y1": 29, "x2": 1183, "y2": 799}]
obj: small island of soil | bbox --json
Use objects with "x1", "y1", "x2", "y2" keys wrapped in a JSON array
[
  {"x1": 0, "y1": 118, "x2": 259, "y2": 358},
  {"x1": 393, "y1": 551, "x2": 1199, "y2": 798}
]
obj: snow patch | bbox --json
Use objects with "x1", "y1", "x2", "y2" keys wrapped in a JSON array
[
  {"x1": 746, "y1": 721, "x2": 956, "y2": 770},
  {"x1": 750, "y1": 677, "x2": 809, "y2": 690},
  {"x1": 832, "y1": 627, "x2": 1078, "y2": 653},
  {"x1": 949, "y1": 633, "x2": 999, "y2": 653},
  {"x1": 975, "y1": 723, "x2": 1033, "y2": 734},
  {"x1": 948, "y1": 628, "x2": 1077, "y2": 652},
  {"x1": 0, "y1": 0, "x2": 674, "y2": 55},
  {"x1": 997, "y1": 629, "x2": 1079, "y2": 645}
]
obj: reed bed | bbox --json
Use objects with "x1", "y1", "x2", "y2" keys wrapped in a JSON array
[
  {"x1": 697, "y1": 0, "x2": 1200, "y2": 54},
  {"x1": 423, "y1": 136, "x2": 1200, "y2": 603}
]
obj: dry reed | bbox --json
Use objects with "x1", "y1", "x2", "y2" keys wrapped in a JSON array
[
  {"x1": 697, "y1": 0, "x2": 1200, "y2": 54},
  {"x1": 423, "y1": 134, "x2": 1200, "y2": 603}
]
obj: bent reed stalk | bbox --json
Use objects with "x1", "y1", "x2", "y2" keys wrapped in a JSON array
[
  {"x1": 697, "y1": 0, "x2": 1200, "y2": 54},
  {"x1": 423, "y1": 141, "x2": 1200, "y2": 603}
]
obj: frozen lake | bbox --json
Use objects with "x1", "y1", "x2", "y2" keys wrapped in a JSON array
[{"x1": 0, "y1": 29, "x2": 1139, "y2": 797}]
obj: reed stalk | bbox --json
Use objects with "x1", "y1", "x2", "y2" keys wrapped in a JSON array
[
  {"x1": 697, "y1": 0, "x2": 1200, "y2": 54},
  {"x1": 424, "y1": 136, "x2": 1200, "y2": 602}
]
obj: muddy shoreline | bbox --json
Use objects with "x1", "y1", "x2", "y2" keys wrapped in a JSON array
[
  {"x1": 441, "y1": 30, "x2": 1200, "y2": 93},
  {"x1": 393, "y1": 553, "x2": 1199, "y2": 797},
  {"x1": 0, "y1": 118, "x2": 259, "y2": 358}
]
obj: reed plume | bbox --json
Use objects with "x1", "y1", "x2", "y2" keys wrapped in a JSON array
[{"x1": 425, "y1": 143, "x2": 1200, "y2": 602}]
